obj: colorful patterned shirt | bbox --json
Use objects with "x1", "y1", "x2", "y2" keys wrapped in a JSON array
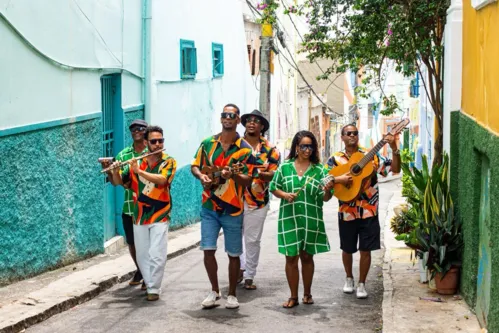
[
  {"x1": 244, "y1": 136, "x2": 280, "y2": 209},
  {"x1": 192, "y1": 133, "x2": 255, "y2": 216},
  {"x1": 325, "y1": 147, "x2": 392, "y2": 221},
  {"x1": 115, "y1": 144, "x2": 148, "y2": 216},
  {"x1": 121, "y1": 153, "x2": 176, "y2": 225}
]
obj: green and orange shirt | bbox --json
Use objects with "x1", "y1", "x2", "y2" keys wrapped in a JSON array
[
  {"x1": 115, "y1": 144, "x2": 148, "y2": 216},
  {"x1": 192, "y1": 133, "x2": 255, "y2": 216},
  {"x1": 244, "y1": 136, "x2": 280, "y2": 209},
  {"x1": 325, "y1": 147, "x2": 392, "y2": 221},
  {"x1": 121, "y1": 152, "x2": 177, "y2": 225}
]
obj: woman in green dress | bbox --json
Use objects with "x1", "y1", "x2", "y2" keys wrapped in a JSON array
[{"x1": 269, "y1": 130, "x2": 335, "y2": 308}]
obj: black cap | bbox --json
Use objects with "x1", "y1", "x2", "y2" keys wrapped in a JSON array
[
  {"x1": 129, "y1": 119, "x2": 148, "y2": 130},
  {"x1": 241, "y1": 110, "x2": 269, "y2": 133}
]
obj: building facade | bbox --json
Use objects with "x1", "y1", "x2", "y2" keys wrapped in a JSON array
[{"x1": 450, "y1": 0, "x2": 498, "y2": 330}]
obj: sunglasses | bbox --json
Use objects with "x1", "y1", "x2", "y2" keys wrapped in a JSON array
[
  {"x1": 131, "y1": 126, "x2": 146, "y2": 132},
  {"x1": 344, "y1": 131, "x2": 359, "y2": 137},
  {"x1": 221, "y1": 112, "x2": 238, "y2": 119},
  {"x1": 148, "y1": 138, "x2": 164, "y2": 144},
  {"x1": 246, "y1": 117, "x2": 262, "y2": 124},
  {"x1": 299, "y1": 144, "x2": 314, "y2": 152}
]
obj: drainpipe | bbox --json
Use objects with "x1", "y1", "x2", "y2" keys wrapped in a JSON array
[{"x1": 142, "y1": 0, "x2": 152, "y2": 123}]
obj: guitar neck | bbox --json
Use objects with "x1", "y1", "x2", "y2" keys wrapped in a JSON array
[{"x1": 358, "y1": 140, "x2": 386, "y2": 168}]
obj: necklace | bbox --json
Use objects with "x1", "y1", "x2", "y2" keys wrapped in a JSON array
[{"x1": 294, "y1": 160, "x2": 310, "y2": 176}]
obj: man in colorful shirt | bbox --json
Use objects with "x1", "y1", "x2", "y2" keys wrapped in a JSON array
[
  {"x1": 325, "y1": 124, "x2": 400, "y2": 299},
  {"x1": 102, "y1": 119, "x2": 148, "y2": 287},
  {"x1": 109, "y1": 125, "x2": 176, "y2": 302},
  {"x1": 239, "y1": 110, "x2": 280, "y2": 290},
  {"x1": 191, "y1": 104, "x2": 254, "y2": 310}
]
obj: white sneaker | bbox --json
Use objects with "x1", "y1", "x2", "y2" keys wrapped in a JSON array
[
  {"x1": 356, "y1": 283, "x2": 368, "y2": 299},
  {"x1": 201, "y1": 291, "x2": 221, "y2": 308},
  {"x1": 343, "y1": 277, "x2": 354, "y2": 294},
  {"x1": 225, "y1": 295, "x2": 240, "y2": 309}
]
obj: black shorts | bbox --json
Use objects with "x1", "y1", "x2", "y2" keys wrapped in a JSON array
[
  {"x1": 122, "y1": 213, "x2": 135, "y2": 245},
  {"x1": 339, "y1": 215, "x2": 381, "y2": 254}
]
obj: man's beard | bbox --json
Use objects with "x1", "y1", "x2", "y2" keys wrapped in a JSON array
[
  {"x1": 222, "y1": 123, "x2": 236, "y2": 131},
  {"x1": 245, "y1": 130, "x2": 259, "y2": 137}
]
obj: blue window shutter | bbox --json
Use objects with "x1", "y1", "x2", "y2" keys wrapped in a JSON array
[
  {"x1": 180, "y1": 39, "x2": 196, "y2": 79},
  {"x1": 212, "y1": 43, "x2": 224, "y2": 78},
  {"x1": 192, "y1": 47, "x2": 197, "y2": 75}
]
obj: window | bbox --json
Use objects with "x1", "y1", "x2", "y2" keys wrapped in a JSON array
[
  {"x1": 212, "y1": 43, "x2": 224, "y2": 77},
  {"x1": 180, "y1": 39, "x2": 197, "y2": 79},
  {"x1": 410, "y1": 72, "x2": 420, "y2": 98}
]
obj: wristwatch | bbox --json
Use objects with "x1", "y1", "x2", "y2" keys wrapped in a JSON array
[{"x1": 393, "y1": 149, "x2": 400, "y2": 155}]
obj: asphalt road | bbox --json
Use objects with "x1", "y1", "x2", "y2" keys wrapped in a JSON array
[{"x1": 28, "y1": 182, "x2": 399, "y2": 333}]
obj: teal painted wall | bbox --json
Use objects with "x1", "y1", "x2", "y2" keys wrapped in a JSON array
[
  {"x1": 170, "y1": 165, "x2": 203, "y2": 229},
  {"x1": 0, "y1": 118, "x2": 104, "y2": 285},
  {"x1": 451, "y1": 111, "x2": 499, "y2": 331},
  {"x1": 0, "y1": 107, "x2": 203, "y2": 285}
]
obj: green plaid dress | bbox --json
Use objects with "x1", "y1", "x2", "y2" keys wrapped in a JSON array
[{"x1": 269, "y1": 159, "x2": 331, "y2": 256}]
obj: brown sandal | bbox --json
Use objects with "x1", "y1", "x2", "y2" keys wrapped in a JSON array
[
  {"x1": 302, "y1": 294, "x2": 314, "y2": 304},
  {"x1": 282, "y1": 297, "x2": 299, "y2": 308},
  {"x1": 244, "y1": 279, "x2": 257, "y2": 290}
]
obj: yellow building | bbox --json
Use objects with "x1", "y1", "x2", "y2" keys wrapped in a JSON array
[{"x1": 451, "y1": 1, "x2": 499, "y2": 330}]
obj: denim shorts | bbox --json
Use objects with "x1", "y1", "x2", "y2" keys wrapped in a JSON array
[{"x1": 200, "y1": 208, "x2": 243, "y2": 257}]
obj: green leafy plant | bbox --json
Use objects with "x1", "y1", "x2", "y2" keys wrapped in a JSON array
[
  {"x1": 403, "y1": 153, "x2": 463, "y2": 279},
  {"x1": 391, "y1": 204, "x2": 421, "y2": 250}
]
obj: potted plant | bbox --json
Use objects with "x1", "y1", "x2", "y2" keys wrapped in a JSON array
[{"x1": 414, "y1": 154, "x2": 463, "y2": 295}]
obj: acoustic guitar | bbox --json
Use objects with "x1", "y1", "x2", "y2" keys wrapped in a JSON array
[
  {"x1": 201, "y1": 162, "x2": 266, "y2": 191},
  {"x1": 324, "y1": 118, "x2": 410, "y2": 203}
]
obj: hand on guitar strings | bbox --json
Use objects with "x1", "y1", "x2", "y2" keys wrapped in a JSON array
[
  {"x1": 221, "y1": 166, "x2": 233, "y2": 180},
  {"x1": 199, "y1": 174, "x2": 213, "y2": 188},
  {"x1": 335, "y1": 174, "x2": 353, "y2": 188}
]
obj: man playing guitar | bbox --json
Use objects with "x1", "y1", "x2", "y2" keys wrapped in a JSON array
[
  {"x1": 326, "y1": 124, "x2": 400, "y2": 299},
  {"x1": 191, "y1": 104, "x2": 255, "y2": 310}
]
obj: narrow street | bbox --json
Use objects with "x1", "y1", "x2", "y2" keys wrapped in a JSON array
[{"x1": 27, "y1": 182, "x2": 398, "y2": 333}]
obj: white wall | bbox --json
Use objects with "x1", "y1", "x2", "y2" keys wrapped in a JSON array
[
  {"x1": 0, "y1": 0, "x2": 143, "y2": 129},
  {"x1": 149, "y1": 0, "x2": 258, "y2": 166}
]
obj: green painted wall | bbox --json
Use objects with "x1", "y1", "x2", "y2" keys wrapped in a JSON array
[
  {"x1": 0, "y1": 118, "x2": 104, "y2": 285},
  {"x1": 451, "y1": 111, "x2": 499, "y2": 331}
]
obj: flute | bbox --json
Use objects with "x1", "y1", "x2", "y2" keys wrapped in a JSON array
[{"x1": 100, "y1": 148, "x2": 166, "y2": 174}]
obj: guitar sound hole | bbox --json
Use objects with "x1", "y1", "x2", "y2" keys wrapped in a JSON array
[{"x1": 351, "y1": 164, "x2": 362, "y2": 175}]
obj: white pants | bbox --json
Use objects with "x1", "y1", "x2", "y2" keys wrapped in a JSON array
[
  {"x1": 133, "y1": 223, "x2": 169, "y2": 294},
  {"x1": 240, "y1": 202, "x2": 270, "y2": 280}
]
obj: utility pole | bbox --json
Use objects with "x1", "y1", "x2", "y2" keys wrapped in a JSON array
[{"x1": 259, "y1": 5, "x2": 273, "y2": 125}]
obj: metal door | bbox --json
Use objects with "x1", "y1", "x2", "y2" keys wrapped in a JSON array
[
  {"x1": 476, "y1": 155, "x2": 491, "y2": 328},
  {"x1": 101, "y1": 74, "x2": 124, "y2": 241}
]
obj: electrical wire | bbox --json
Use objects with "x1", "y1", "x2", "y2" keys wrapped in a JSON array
[{"x1": 0, "y1": 10, "x2": 143, "y2": 79}]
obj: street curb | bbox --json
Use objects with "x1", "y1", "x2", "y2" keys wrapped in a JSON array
[
  {"x1": 0, "y1": 240, "x2": 201, "y2": 333},
  {"x1": 382, "y1": 234, "x2": 395, "y2": 333}
]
